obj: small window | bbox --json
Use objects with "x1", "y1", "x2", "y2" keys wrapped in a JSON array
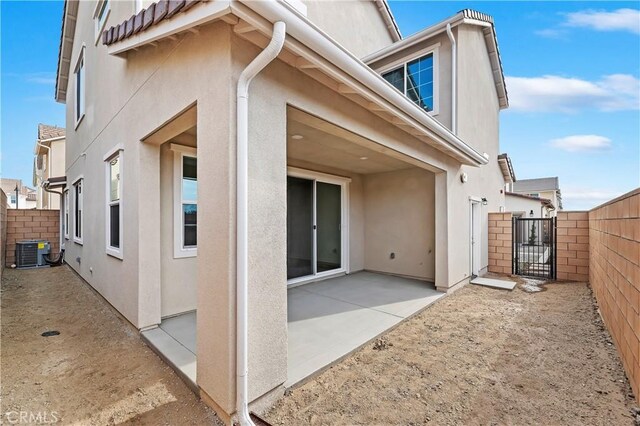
[
  {"x1": 73, "y1": 179, "x2": 83, "y2": 243},
  {"x1": 94, "y1": 0, "x2": 110, "y2": 44},
  {"x1": 382, "y1": 50, "x2": 437, "y2": 114},
  {"x1": 173, "y1": 148, "x2": 197, "y2": 258},
  {"x1": 106, "y1": 152, "x2": 123, "y2": 257},
  {"x1": 182, "y1": 156, "x2": 197, "y2": 248},
  {"x1": 64, "y1": 190, "x2": 69, "y2": 239},
  {"x1": 74, "y1": 47, "x2": 85, "y2": 126}
]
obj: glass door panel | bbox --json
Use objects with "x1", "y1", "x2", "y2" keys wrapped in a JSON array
[
  {"x1": 316, "y1": 182, "x2": 341, "y2": 273},
  {"x1": 287, "y1": 177, "x2": 314, "y2": 279}
]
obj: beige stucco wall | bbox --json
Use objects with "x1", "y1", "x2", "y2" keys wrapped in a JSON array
[
  {"x1": 505, "y1": 195, "x2": 547, "y2": 218},
  {"x1": 303, "y1": 0, "x2": 395, "y2": 58},
  {"x1": 160, "y1": 143, "x2": 197, "y2": 317},
  {"x1": 363, "y1": 168, "x2": 435, "y2": 280}
]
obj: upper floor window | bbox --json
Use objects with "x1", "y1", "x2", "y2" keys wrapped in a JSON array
[
  {"x1": 171, "y1": 145, "x2": 197, "y2": 258},
  {"x1": 74, "y1": 47, "x2": 85, "y2": 127},
  {"x1": 94, "y1": 0, "x2": 111, "y2": 44},
  {"x1": 381, "y1": 49, "x2": 438, "y2": 114}
]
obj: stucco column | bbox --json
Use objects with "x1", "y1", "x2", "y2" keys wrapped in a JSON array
[
  {"x1": 137, "y1": 142, "x2": 162, "y2": 328},
  {"x1": 434, "y1": 172, "x2": 450, "y2": 290},
  {"x1": 196, "y1": 95, "x2": 237, "y2": 418}
]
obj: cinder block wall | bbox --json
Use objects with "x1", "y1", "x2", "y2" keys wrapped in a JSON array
[
  {"x1": 488, "y1": 212, "x2": 512, "y2": 275},
  {"x1": 5, "y1": 209, "x2": 60, "y2": 266},
  {"x1": 556, "y1": 211, "x2": 590, "y2": 281},
  {"x1": 1, "y1": 190, "x2": 6, "y2": 276},
  {"x1": 589, "y1": 188, "x2": 639, "y2": 403}
]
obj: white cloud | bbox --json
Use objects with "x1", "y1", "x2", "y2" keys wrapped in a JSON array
[
  {"x1": 565, "y1": 8, "x2": 640, "y2": 34},
  {"x1": 549, "y1": 135, "x2": 612, "y2": 152},
  {"x1": 505, "y1": 74, "x2": 640, "y2": 112},
  {"x1": 534, "y1": 28, "x2": 568, "y2": 39},
  {"x1": 562, "y1": 189, "x2": 627, "y2": 210}
]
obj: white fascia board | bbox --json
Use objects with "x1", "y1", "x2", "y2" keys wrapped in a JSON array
[
  {"x1": 107, "y1": 0, "x2": 233, "y2": 55},
  {"x1": 234, "y1": 0, "x2": 487, "y2": 166}
]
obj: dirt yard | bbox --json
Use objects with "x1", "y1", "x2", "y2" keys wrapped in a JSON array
[
  {"x1": 266, "y1": 276, "x2": 639, "y2": 425},
  {"x1": 1, "y1": 266, "x2": 222, "y2": 425},
  {"x1": 2, "y1": 267, "x2": 637, "y2": 425}
]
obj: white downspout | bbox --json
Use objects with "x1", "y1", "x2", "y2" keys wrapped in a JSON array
[
  {"x1": 236, "y1": 20, "x2": 286, "y2": 426},
  {"x1": 446, "y1": 23, "x2": 457, "y2": 134}
]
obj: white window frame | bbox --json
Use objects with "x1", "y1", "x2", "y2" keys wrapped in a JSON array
[
  {"x1": 72, "y1": 177, "x2": 84, "y2": 245},
  {"x1": 379, "y1": 43, "x2": 440, "y2": 116},
  {"x1": 64, "y1": 189, "x2": 69, "y2": 240},
  {"x1": 94, "y1": 0, "x2": 111, "y2": 45},
  {"x1": 286, "y1": 167, "x2": 351, "y2": 287},
  {"x1": 74, "y1": 45, "x2": 86, "y2": 129},
  {"x1": 171, "y1": 144, "x2": 197, "y2": 258},
  {"x1": 104, "y1": 145, "x2": 124, "y2": 259}
]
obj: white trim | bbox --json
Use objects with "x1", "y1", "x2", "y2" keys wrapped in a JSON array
[
  {"x1": 286, "y1": 167, "x2": 349, "y2": 286},
  {"x1": 169, "y1": 143, "x2": 197, "y2": 156},
  {"x1": 173, "y1": 151, "x2": 198, "y2": 259},
  {"x1": 378, "y1": 44, "x2": 440, "y2": 116},
  {"x1": 72, "y1": 176, "x2": 84, "y2": 245},
  {"x1": 287, "y1": 166, "x2": 352, "y2": 184},
  {"x1": 73, "y1": 45, "x2": 86, "y2": 129},
  {"x1": 102, "y1": 143, "x2": 124, "y2": 161},
  {"x1": 94, "y1": 0, "x2": 111, "y2": 45},
  {"x1": 105, "y1": 148, "x2": 124, "y2": 259}
]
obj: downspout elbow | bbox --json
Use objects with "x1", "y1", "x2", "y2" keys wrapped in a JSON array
[{"x1": 445, "y1": 23, "x2": 457, "y2": 135}]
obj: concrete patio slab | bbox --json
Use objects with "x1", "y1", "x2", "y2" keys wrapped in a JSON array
[
  {"x1": 287, "y1": 272, "x2": 443, "y2": 387},
  {"x1": 159, "y1": 311, "x2": 197, "y2": 353},
  {"x1": 471, "y1": 276, "x2": 516, "y2": 290},
  {"x1": 141, "y1": 325, "x2": 197, "y2": 390}
]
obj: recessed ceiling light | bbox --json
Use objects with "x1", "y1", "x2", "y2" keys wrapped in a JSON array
[
  {"x1": 291, "y1": 134, "x2": 304, "y2": 140},
  {"x1": 360, "y1": 156, "x2": 368, "y2": 160}
]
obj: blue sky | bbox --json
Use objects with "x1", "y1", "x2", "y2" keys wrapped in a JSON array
[{"x1": 1, "y1": 1, "x2": 639, "y2": 210}]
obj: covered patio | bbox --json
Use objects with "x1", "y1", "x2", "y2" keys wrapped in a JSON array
[{"x1": 287, "y1": 272, "x2": 443, "y2": 386}]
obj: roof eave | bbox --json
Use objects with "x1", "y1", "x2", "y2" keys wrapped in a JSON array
[{"x1": 55, "y1": 0, "x2": 78, "y2": 104}]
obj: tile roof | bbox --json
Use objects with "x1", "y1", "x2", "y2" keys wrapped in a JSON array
[
  {"x1": 38, "y1": 123, "x2": 65, "y2": 141},
  {"x1": 102, "y1": 0, "x2": 203, "y2": 46},
  {"x1": 512, "y1": 177, "x2": 560, "y2": 192}
]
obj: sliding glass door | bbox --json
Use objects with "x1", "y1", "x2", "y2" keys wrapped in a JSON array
[{"x1": 287, "y1": 173, "x2": 345, "y2": 282}]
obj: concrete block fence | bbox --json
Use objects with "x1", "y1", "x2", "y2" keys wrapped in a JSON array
[
  {"x1": 488, "y1": 212, "x2": 513, "y2": 275},
  {"x1": 556, "y1": 211, "x2": 590, "y2": 281},
  {"x1": 5, "y1": 209, "x2": 60, "y2": 266},
  {"x1": 589, "y1": 188, "x2": 639, "y2": 403}
]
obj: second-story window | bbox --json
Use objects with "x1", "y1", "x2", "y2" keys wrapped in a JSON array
[
  {"x1": 74, "y1": 47, "x2": 85, "y2": 126},
  {"x1": 94, "y1": 0, "x2": 110, "y2": 44},
  {"x1": 382, "y1": 51, "x2": 437, "y2": 114}
]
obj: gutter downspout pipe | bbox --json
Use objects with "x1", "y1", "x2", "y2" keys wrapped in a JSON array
[
  {"x1": 236, "y1": 20, "x2": 286, "y2": 426},
  {"x1": 445, "y1": 23, "x2": 457, "y2": 134},
  {"x1": 36, "y1": 140, "x2": 52, "y2": 208}
]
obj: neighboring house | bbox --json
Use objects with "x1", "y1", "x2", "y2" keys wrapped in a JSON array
[
  {"x1": 33, "y1": 123, "x2": 66, "y2": 210},
  {"x1": 497, "y1": 154, "x2": 556, "y2": 218},
  {"x1": 1, "y1": 178, "x2": 37, "y2": 209},
  {"x1": 55, "y1": 1, "x2": 509, "y2": 422},
  {"x1": 506, "y1": 192, "x2": 555, "y2": 218},
  {"x1": 511, "y1": 177, "x2": 563, "y2": 214}
]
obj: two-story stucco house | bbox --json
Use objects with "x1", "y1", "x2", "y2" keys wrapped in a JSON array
[
  {"x1": 34, "y1": 124, "x2": 66, "y2": 210},
  {"x1": 55, "y1": 1, "x2": 509, "y2": 423}
]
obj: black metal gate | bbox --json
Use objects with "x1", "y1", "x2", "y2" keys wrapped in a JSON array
[{"x1": 512, "y1": 217, "x2": 556, "y2": 279}]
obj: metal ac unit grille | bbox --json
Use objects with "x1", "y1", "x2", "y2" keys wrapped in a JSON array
[{"x1": 16, "y1": 242, "x2": 38, "y2": 268}]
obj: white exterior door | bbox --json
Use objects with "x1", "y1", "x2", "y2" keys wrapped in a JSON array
[{"x1": 471, "y1": 200, "x2": 482, "y2": 277}]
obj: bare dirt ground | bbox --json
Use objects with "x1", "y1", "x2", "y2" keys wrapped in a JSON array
[
  {"x1": 266, "y1": 276, "x2": 639, "y2": 426},
  {"x1": 1, "y1": 266, "x2": 222, "y2": 425}
]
